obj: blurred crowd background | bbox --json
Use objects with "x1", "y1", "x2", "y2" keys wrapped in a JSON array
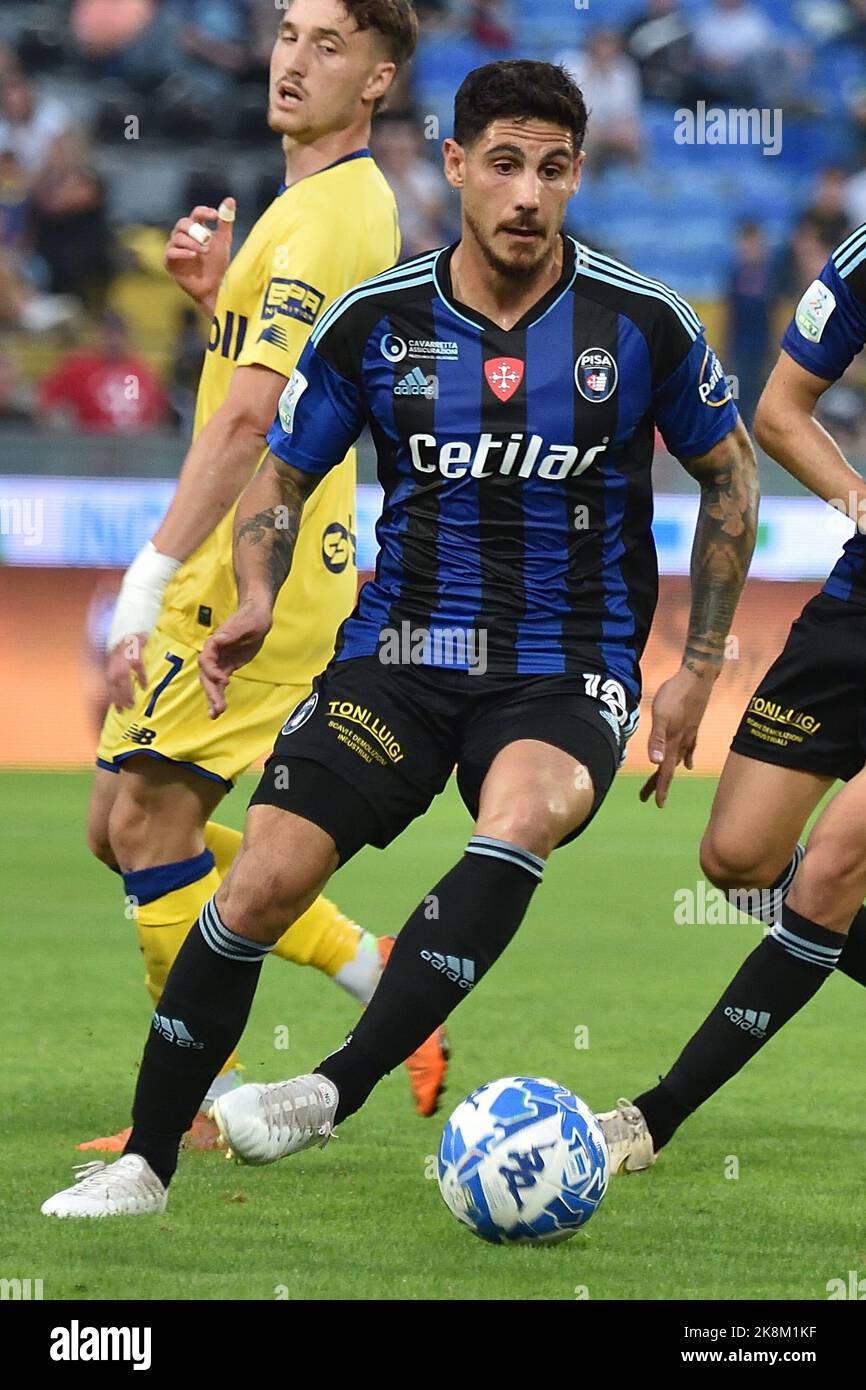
[
  {"x1": 4, "y1": 0, "x2": 866, "y2": 458},
  {"x1": 3, "y1": 0, "x2": 866, "y2": 771}
]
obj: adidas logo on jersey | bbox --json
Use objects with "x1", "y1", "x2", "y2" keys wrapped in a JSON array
[
  {"x1": 410, "y1": 431, "x2": 610, "y2": 482},
  {"x1": 724, "y1": 1006, "x2": 771, "y2": 1039},
  {"x1": 152, "y1": 1014, "x2": 204, "y2": 1048},
  {"x1": 420, "y1": 950, "x2": 476, "y2": 990},
  {"x1": 394, "y1": 366, "x2": 438, "y2": 399}
]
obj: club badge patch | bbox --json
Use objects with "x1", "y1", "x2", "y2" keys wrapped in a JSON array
[
  {"x1": 278, "y1": 370, "x2": 308, "y2": 433},
  {"x1": 281, "y1": 691, "x2": 318, "y2": 735},
  {"x1": 795, "y1": 280, "x2": 836, "y2": 343},
  {"x1": 575, "y1": 348, "x2": 618, "y2": 403}
]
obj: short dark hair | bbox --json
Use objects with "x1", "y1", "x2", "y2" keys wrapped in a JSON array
[
  {"x1": 340, "y1": 0, "x2": 419, "y2": 68},
  {"x1": 454, "y1": 60, "x2": 588, "y2": 153}
]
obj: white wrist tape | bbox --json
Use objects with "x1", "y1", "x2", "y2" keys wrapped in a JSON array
[{"x1": 107, "y1": 542, "x2": 182, "y2": 650}]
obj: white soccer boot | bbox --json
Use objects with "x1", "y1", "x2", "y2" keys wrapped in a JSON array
[
  {"x1": 211, "y1": 1073, "x2": 339, "y2": 1166},
  {"x1": 596, "y1": 1099, "x2": 657, "y2": 1174},
  {"x1": 41, "y1": 1155, "x2": 167, "y2": 1218}
]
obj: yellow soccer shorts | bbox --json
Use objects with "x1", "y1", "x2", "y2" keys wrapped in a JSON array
[{"x1": 97, "y1": 627, "x2": 307, "y2": 789}]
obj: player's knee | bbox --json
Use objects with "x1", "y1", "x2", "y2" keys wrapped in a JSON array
[
  {"x1": 699, "y1": 827, "x2": 775, "y2": 891},
  {"x1": 106, "y1": 789, "x2": 149, "y2": 867},
  {"x1": 795, "y1": 836, "x2": 865, "y2": 909},
  {"x1": 217, "y1": 852, "x2": 311, "y2": 944},
  {"x1": 87, "y1": 779, "x2": 119, "y2": 867},
  {"x1": 107, "y1": 774, "x2": 195, "y2": 868},
  {"x1": 86, "y1": 822, "x2": 117, "y2": 869},
  {"x1": 479, "y1": 789, "x2": 574, "y2": 859}
]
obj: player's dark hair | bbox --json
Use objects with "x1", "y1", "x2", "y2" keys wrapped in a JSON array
[
  {"x1": 454, "y1": 60, "x2": 588, "y2": 153},
  {"x1": 341, "y1": 0, "x2": 419, "y2": 67},
  {"x1": 337, "y1": 0, "x2": 418, "y2": 115}
]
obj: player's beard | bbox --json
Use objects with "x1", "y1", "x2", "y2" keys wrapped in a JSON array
[{"x1": 464, "y1": 206, "x2": 553, "y2": 282}]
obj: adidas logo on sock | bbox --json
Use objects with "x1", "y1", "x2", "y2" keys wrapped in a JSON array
[
  {"x1": 724, "y1": 1006, "x2": 771, "y2": 1039},
  {"x1": 152, "y1": 1014, "x2": 204, "y2": 1049},
  {"x1": 420, "y1": 950, "x2": 475, "y2": 990}
]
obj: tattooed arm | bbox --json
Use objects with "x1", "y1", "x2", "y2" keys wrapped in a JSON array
[
  {"x1": 233, "y1": 453, "x2": 316, "y2": 607},
  {"x1": 199, "y1": 453, "x2": 319, "y2": 717},
  {"x1": 642, "y1": 418, "x2": 759, "y2": 807},
  {"x1": 682, "y1": 417, "x2": 759, "y2": 675}
]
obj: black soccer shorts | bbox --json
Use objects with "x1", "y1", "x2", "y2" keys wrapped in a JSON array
[
  {"x1": 249, "y1": 657, "x2": 640, "y2": 863},
  {"x1": 731, "y1": 589, "x2": 866, "y2": 782}
]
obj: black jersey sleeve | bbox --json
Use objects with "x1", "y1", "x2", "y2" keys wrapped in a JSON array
[
  {"x1": 781, "y1": 230, "x2": 866, "y2": 381},
  {"x1": 266, "y1": 295, "x2": 371, "y2": 475},
  {"x1": 650, "y1": 300, "x2": 739, "y2": 459}
]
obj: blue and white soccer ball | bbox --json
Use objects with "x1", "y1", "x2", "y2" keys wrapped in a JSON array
[{"x1": 437, "y1": 1077, "x2": 610, "y2": 1245}]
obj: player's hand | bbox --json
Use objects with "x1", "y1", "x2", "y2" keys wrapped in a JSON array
[
  {"x1": 199, "y1": 599, "x2": 273, "y2": 719},
  {"x1": 106, "y1": 633, "x2": 149, "y2": 711},
  {"x1": 164, "y1": 199, "x2": 236, "y2": 308},
  {"x1": 640, "y1": 664, "x2": 716, "y2": 809}
]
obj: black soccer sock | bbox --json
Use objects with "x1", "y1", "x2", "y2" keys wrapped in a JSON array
[
  {"x1": 635, "y1": 906, "x2": 844, "y2": 1152},
  {"x1": 124, "y1": 897, "x2": 271, "y2": 1186},
  {"x1": 318, "y1": 836, "x2": 545, "y2": 1122},
  {"x1": 838, "y1": 906, "x2": 866, "y2": 986},
  {"x1": 729, "y1": 844, "x2": 805, "y2": 925},
  {"x1": 725, "y1": 840, "x2": 866, "y2": 986}
]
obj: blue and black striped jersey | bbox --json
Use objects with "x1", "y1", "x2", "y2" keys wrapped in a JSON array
[
  {"x1": 782, "y1": 224, "x2": 866, "y2": 605},
  {"x1": 268, "y1": 236, "x2": 739, "y2": 691}
]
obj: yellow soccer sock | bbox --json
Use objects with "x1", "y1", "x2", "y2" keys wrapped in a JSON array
[
  {"x1": 204, "y1": 821, "x2": 243, "y2": 879},
  {"x1": 125, "y1": 852, "x2": 241, "y2": 1091},
  {"x1": 272, "y1": 895, "x2": 383, "y2": 1003}
]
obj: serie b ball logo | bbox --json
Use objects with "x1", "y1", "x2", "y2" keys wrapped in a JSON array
[{"x1": 485, "y1": 357, "x2": 525, "y2": 403}]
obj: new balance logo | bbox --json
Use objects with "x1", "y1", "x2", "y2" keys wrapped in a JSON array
[
  {"x1": 420, "y1": 950, "x2": 475, "y2": 990},
  {"x1": 152, "y1": 1014, "x2": 204, "y2": 1048},
  {"x1": 394, "y1": 366, "x2": 438, "y2": 399},
  {"x1": 724, "y1": 1006, "x2": 771, "y2": 1039},
  {"x1": 124, "y1": 725, "x2": 157, "y2": 746}
]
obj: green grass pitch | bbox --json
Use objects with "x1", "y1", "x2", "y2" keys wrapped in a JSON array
[{"x1": 3, "y1": 769, "x2": 862, "y2": 1301}]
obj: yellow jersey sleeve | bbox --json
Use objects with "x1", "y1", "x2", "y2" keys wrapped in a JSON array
[{"x1": 235, "y1": 163, "x2": 400, "y2": 380}]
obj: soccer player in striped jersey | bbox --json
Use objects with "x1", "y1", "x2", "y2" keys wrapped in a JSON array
[
  {"x1": 600, "y1": 223, "x2": 866, "y2": 1172},
  {"x1": 43, "y1": 58, "x2": 757, "y2": 1215},
  {"x1": 78, "y1": 0, "x2": 448, "y2": 1157}
]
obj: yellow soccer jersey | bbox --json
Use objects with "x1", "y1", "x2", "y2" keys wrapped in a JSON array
[{"x1": 159, "y1": 149, "x2": 400, "y2": 687}]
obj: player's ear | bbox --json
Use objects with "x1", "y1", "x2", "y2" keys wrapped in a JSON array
[
  {"x1": 364, "y1": 60, "x2": 396, "y2": 108},
  {"x1": 443, "y1": 138, "x2": 465, "y2": 190},
  {"x1": 571, "y1": 150, "x2": 585, "y2": 196}
]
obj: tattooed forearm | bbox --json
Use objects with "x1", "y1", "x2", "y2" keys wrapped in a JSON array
[
  {"x1": 233, "y1": 455, "x2": 310, "y2": 606},
  {"x1": 236, "y1": 504, "x2": 300, "y2": 598},
  {"x1": 682, "y1": 421, "x2": 759, "y2": 675}
]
